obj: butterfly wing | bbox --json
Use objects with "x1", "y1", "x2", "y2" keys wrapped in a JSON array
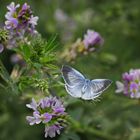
[
  {"x1": 82, "y1": 79, "x2": 112, "y2": 100},
  {"x1": 61, "y1": 65, "x2": 85, "y2": 98},
  {"x1": 61, "y1": 65, "x2": 85, "y2": 87}
]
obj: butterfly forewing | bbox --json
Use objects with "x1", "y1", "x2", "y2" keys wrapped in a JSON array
[{"x1": 61, "y1": 65, "x2": 85, "y2": 87}]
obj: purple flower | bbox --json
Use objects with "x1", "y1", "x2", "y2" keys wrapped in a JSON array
[
  {"x1": 5, "y1": 2, "x2": 20, "y2": 22},
  {"x1": 26, "y1": 111, "x2": 41, "y2": 125},
  {"x1": 130, "y1": 92, "x2": 140, "y2": 98},
  {"x1": 123, "y1": 72, "x2": 133, "y2": 81},
  {"x1": 18, "y1": 3, "x2": 32, "y2": 24},
  {"x1": 5, "y1": 18, "x2": 18, "y2": 29},
  {"x1": 0, "y1": 44, "x2": 4, "y2": 53},
  {"x1": 7, "y1": 2, "x2": 20, "y2": 13},
  {"x1": 5, "y1": 12, "x2": 13, "y2": 20},
  {"x1": 5, "y1": 2, "x2": 20, "y2": 20},
  {"x1": 21, "y1": 3, "x2": 30, "y2": 11},
  {"x1": 130, "y1": 82, "x2": 138, "y2": 93},
  {"x1": 26, "y1": 96, "x2": 67, "y2": 138},
  {"x1": 45, "y1": 125, "x2": 63, "y2": 138},
  {"x1": 29, "y1": 15, "x2": 38, "y2": 26},
  {"x1": 83, "y1": 29, "x2": 104, "y2": 49},
  {"x1": 116, "y1": 69, "x2": 140, "y2": 99},
  {"x1": 53, "y1": 107, "x2": 65, "y2": 114},
  {"x1": 26, "y1": 98, "x2": 38, "y2": 111},
  {"x1": 42, "y1": 113, "x2": 52, "y2": 123}
]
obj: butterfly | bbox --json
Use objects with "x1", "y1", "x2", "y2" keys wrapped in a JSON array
[{"x1": 61, "y1": 65, "x2": 112, "y2": 100}]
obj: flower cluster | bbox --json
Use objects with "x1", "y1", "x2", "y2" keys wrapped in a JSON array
[
  {"x1": 116, "y1": 69, "x2": 140, "y2": 99},
  {"x1": 83, "y1": 29, "x2": 104, "y2": 51},
  {"x1": 26, "y1": 96, "x2": 67, "y2": 138},
  {"x1": 61, "y1": 29, "x2": 104, "y2": 62},
  {"x1": 4, "y1": 2, "x2": 38, "y2": 48}
]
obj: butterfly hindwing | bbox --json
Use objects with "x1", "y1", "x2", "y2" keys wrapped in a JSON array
[
  {"x1": 91, "y1": 79, "x2": 112, "y2": 93},
  {"x1": 81, "y1": 79, "x2": 112, "y2": 100},
  {"x1": 65, "y1": 82, "x2": 84, "y2": 98}
]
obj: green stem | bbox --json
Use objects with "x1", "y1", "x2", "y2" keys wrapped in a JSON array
[
  {"x1": 70, "y1": 118, "x2": 118, "y2": 140},
  {"x1": 81, "y1": 127, "x2": 118, "y2": 140},
  {"x1": 0, "y1": 59, "x2": 18, "y2": 94},
  {"x1": 138, "y1": 99, "x2": 140, "y2": 104}
]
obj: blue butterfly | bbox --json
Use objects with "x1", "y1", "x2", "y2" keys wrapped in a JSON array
[{"x1": 61, "y1": 65, "x2": 112, "y2": 100}]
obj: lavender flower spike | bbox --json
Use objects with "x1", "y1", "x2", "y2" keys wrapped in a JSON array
[{"x1": 4, "y1": 2, "x2": 39, "y2": 48}]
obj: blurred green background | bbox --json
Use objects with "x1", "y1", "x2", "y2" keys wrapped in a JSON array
[{"x1": 1, "y1": 0, "x2": 140, "y2": 140}]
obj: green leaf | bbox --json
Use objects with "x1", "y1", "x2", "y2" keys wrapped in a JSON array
[
  {"x1": 0, "y1": 60, "x2": 10, "y2": 83},
  {"x1": 45, "y1": 64, "x2": 58, "y2": 69},
  {"x1": 39, "y1": 54, "x2": 56, "y2": 63},
  {"x1": 45, "y1": 35, "x2": 58, "y2": 53},
  {"x1": 20, "y1": 44, "x2": 31, "y2": 60}
]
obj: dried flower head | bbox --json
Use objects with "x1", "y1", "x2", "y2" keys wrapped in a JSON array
[
  {"x1": 26, "y1": 96, "x2": 67, "y2": 138},
  {"x1": 116, "y1": 69, "x2": 140, "y2": 99},
  {"x1": 61, "y1": 29, "x2": 104, "y2": 62}
]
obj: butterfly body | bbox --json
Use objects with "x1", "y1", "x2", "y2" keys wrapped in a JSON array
[
  {"x1": 61, "y1": 65, "x2": 112, "y2": 100},
  {"x1": 82, "y1": 79, "x2": 90, "y2": 93}
]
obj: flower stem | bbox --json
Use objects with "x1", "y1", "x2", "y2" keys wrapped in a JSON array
[{"x1": 69, "y1": 118, "x2": 118, "y2": 140}]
